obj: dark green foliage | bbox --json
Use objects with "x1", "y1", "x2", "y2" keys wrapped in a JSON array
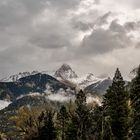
[
  {"x1": 75, "y1": 90, "x2": 90, "y2": 140},
  {"x1": 66, "y1": 114, "x2": 77, "y2": 140},
  {"x1": 57, "y1": 105, "x2": 69, "y2": 140},
  {"x1": 91, "y1": 105, "x2": 103, "y2": 140},
  {"x1": 66, "y1": 90, "x2": 92, "y2": 140},
  {"x1": 130, "y1": 65, "x2": 140, "y2": 140},
  {"x1": 91, "y1": 105, "x2": 114, "y2": 140},
  {"x1": 39, "y1": 111, "x2": 57, "y2": 140},
  {"x1": 103, "y1": 68, "x2": 129, "y2": 140}
]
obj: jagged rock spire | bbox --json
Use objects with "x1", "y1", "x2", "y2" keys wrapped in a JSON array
[{"x1": 55, "y1": 64, "x2": 78, "y2": 79}]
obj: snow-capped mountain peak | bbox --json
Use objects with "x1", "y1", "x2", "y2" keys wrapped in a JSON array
[
  {"x1": 54, "y1": 64, "x2": 78, "y2": 80},
  {"x1": 0, "y1": 71, "x2": 39, "y2": 82},
  {"x1": 0, "y1": 64, "x2": 112, "y2": 95},
  {"x1": 60, "y1": 64, "x2": 72, "y2": 71},
  {"x1": 85, "y1": 73, "x2": 95, "y2": 81},
  {"x1": 70, "y1": 73, "x2": 101, "y2": 88},
  {"x1": 52, "y1": 64, "x2": 110, "y2": 90}
]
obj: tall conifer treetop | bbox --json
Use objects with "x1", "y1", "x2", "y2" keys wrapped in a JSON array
[
  {"x1": 103, "y1": 68, "x2": 129, "y2": 140},
  {"x1": 75, "y1": 90, "x2": 86, "y2": 106},
  {"x1": 131, "y1": 65, "x2": 140, "y2": 140},
  {"x1": 113, "y1": 68, "x2": 123, "y2": 82}
]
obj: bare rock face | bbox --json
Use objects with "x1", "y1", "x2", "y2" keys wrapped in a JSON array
[{"x1": 54, "y1": 64, "x2": 78, "y2": 80}]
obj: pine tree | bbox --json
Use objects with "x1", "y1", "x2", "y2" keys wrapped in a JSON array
[
  {"x1": 91, "y1": 105, "x2": 114, "y2": 140},
  {"x1": 39, "y1": 111, "x2": 57, "y2": 140},
  {"x1": 66, "y1": 114, "x2": 78, "y2": 140},
  {"x1": 57, "y1": 105, "x2": 69, "y2": 140},
  {"x1": 130, "y1": 65, "x2": 140, "y2": 140},
  {"x1": 76, "y1": 90, "x2": 88, "y2": 140},
  {"x1": 103, "y1": 68, "x2": 129, "y2": 140},
  {"x1": 66, "y1": 90, "x2": 91, "y2": 140},
  {"x1": 91, "y1": 105, "x2": 103, "y2": 140}
]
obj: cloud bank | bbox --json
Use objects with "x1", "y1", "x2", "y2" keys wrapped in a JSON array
[{"x1": 0, "y1": 0, "x2": 140, "y2": 79}]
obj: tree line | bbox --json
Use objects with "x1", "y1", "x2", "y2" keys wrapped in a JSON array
[{"x1": 1, "y1": 66, "x2": 140, "y2": 140}]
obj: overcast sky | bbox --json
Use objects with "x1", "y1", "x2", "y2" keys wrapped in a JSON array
[{"x1": 0, "y1": 0, "x2": 140, "y2": 79}]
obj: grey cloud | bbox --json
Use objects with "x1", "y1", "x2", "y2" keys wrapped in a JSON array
[
  {"x1": 94, "y1": 0, "x2": 100, "y2": 4},
  {"x1": 0, "y1": 0, "x2": 82, "y2": 78},
  {"x1": 110, "y1": 20, "x2": 126, "y2": 33},
  {"x1": 71, "y1": 10, "x2": 100, "y2": 31},
  {"x1": 81, "y1": 27, "x2": 131, "y2": 54},
  {"x1": 30, "y1": 33, "x2": 71, "y2": 49},
  {"x1": 29, "y1": 18, "x2": 75, "y2": 49},
  {"x1": 0, "y1": 45, "x2": 36, "y2": 64},
  {"x1": 136, "y1": 42, "x2": 140, "y2": 49},
  {"x1": 0, "y1": 45, "x2": 37, "y2": 77},
  {"x1": 0, "y1": 0, "x2": 140, "y2": 80},
  {"x1": 124, "y1": 22, "x2": 137, "y2": 31},
  {"x1": 98, "y1": 11, "x2": 112, "y2": 26},
  {"x1": 71, "y1": 11, "x2": 112, "y2": 32},
  {"x1": 46, "y1": 0, "x2": 80, "y2": 10},
  {"x1": 72, "y1": 20, "x2": 93, "y2": 31},
  {"x1": 131, "y1": 0, "x2": 140, "y2": 9},
  {"x1": 0, "y1": 0, "x2": 81, "y2": 50},
  {"x1": 0, "y1": 0, "x2": 46, "y2": 28},
  {"x1": 124, "y1": 21, "x2": 140, "y2": 31}
]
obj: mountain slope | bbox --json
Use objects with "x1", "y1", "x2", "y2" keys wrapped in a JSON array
[
  {"x1": 0, "y1": 64, "x2": 113, "y2": 101},
  {"x1": 54, "y1": 64, "x2": 112, "y2": 94},
  {"x1": 84, "y1": 77, "x2": 112, "y2": 95},
  {"x1": 0, "y1": 73, "x2": 74, "y2": 101}
]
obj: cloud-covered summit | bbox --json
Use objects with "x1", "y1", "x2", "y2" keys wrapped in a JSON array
[{"x1": 0, "y1": 0, "x2": 140, "y2": 79}]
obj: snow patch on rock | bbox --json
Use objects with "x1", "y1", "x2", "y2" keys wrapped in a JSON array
[{"x1": 0, "y1": 100, "x2": 11, "y2": 110}]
